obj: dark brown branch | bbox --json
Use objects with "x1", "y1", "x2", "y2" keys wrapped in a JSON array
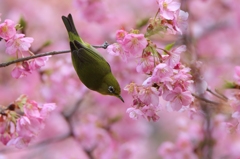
[
  {"x1": 0, "y1": 42, "x2": 110, "y2": 68},
  {"x1": 0, "y1": 50, "x2": 70, "y2": 68}
]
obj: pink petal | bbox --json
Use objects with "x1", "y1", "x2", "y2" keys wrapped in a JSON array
[
  {"x1": 165, "y1": 92, "x2": 177, "y2": 101},
  {"x1": 173, "y1": 45, "x2": 186, "y2": 54},
  {"x1": 168, "y1": 2, "x2": 181, "y2": 11},
  {"x1": 11, "y1": 66, "x2": 23, "y2": 79},
  {"x1": 181, "y1": 91, "x2": 192, "y2": 106},
  {"x1": 170, "y1": 98, "x2": 182, "y2": 111},
  {"x1": 162, "y1": 10, "x2": 175, "y2": 20}
]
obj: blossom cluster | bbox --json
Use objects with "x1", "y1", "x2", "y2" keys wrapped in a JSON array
[
  {"x1": 0, "y1": 95, "x2": 56, "y2": 148},
  {"x1": 157, "y1": 0, "x2": 189, "y2": 35},
  {"x1": 107, "y1": 0, "x2": 192, "y2": 121},
  {"x1": 124, "y1": 45, "x2": 193, "y2": 121},
  {"x1": 0, "y1": 14, "x2": 50, "y2": 79},
  {"x1": 107, "y1": 30, "x2": 148, "y2": 61}
]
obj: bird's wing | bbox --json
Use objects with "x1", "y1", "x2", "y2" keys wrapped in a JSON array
[{"x1": 70, "y1": 41, "x2": 109, "y2": 66}]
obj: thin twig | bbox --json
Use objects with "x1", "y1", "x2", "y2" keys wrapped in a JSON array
[
  {"x1": 0, "y1": 50, "x2": 70, "y2": 68},
  {"x1": 215, "y1": 89, "x2": 228, "y2": 101},
  {"x1": 0, "y1": 42, "x2": 111, "y2": 68},
  {"x1": 207, "y1": 88, "x2": 228, "y2": 102},
  {"x1": 92, "y1": 41, "x2": 110, "y2": 49},
  {"x1": 192, "y1": 93, "x2": 221, "y2": 105}
]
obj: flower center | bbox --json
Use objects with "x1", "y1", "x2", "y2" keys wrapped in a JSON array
[
  {"x1": 2, "y1": 25, "x2": 8, "y2": 33},
  {"x1": 163, "y1": 2, "x2": 168, "y2": 9},
  {"x1": 132, "y1": 37, "x2": 139, "y2": 45}
]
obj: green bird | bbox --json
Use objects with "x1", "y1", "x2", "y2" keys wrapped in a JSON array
[{"x1": 62, "y1": 14, "x2": 124, "y2": 102}]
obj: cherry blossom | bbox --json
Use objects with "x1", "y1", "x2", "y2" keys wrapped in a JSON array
[
  {"x1": 0, "y1": 19, "x2": 16, "y2": 40},
  {"x1": 116, "y1": 30, "x2": 128, "y2": 43},
  {"x1": 121, "y1": 33, "x2": 148, "y2": 56},
  {"x1": 5, "y1": 34, "x2": 34, "y2": 55},
  {"x1": 164, "y1": 87, "x2": 193, "y2": 111},
  {"x1": 163, "y1": 45, "x2": 186, "y2": 68},
  {"x1": 0, "y1": 95, "x2": 56, "y2": 148},
  {"x1": 126, "y1": 107, "x2": 144, "y2": 120},
  {"x1": 158, "y1": 0, "x2": 181, "y2": 20},
  {"x1": 173, "y1": 10, "x2": 189, "y2": 34}
]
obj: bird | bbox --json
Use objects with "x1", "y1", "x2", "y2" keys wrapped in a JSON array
[{"x1": 62, "y1": 14, "x2": 124, "y2": 102}]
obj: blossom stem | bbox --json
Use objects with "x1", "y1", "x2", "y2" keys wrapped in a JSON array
[
  {"x1": 0, "y1": 42, "x2": 110, "y2": 68},
  {"x1": 154, "y1": 8, "x2": 160, "y2": 21},
  {"x1": 157, "y1": 48, "x2": 171, "y2": 55}
]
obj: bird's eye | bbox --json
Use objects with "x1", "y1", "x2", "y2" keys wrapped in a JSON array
[{"x1": 108, "y1": 86, "x2": 114, "y2": 93}]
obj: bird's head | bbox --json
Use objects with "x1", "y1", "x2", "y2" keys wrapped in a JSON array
[{"x1": 98, "y1": 73, "x2": 124, "y2": 102}]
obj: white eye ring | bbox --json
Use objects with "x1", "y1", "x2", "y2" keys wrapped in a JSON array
[{"x1": 108, "y1": 86, "x2": 114, "y2": 93}]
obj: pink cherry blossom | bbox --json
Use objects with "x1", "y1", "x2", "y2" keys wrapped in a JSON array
[
  {"x1": 165, "y1": 87, "x2": 193, "y2": 111},
  {"x1": 40, "y1": 103, "x2": 56, "y2": 118},
  {"x1": 29, "y1": 56, "x2": 51, "y2": 70},
  {"x1": 23, "y1": 101, "x2": 41, "y2": 118},
  {"x1": 5, "y1": 34, "x2": 34, "y2": 55},
  {"x1": 107, "y1": 43, "x2": 128, "y2": 61},
  {"x1": 142, "y1": 77, "x2": 153, "y2": 87},
  {"x1": 151, "y1": 63, "x2": 173, "y2": 83},
  {"x1": 136, "y1": 52, "x2": 155, "y2": 74},
  {"x1": 158, "y1": 0, "x2": 181, "y2": 20},
  {"x1": 126, "y1": 107, "x2": 144, "y2": 120},
  {"x1": 16, "y1": 116, "x2": 42, "y2": 137},
  {"x1": 7, "y1": 136, "x2": 31, "y2": 149},
  {"x1": 0, "y1": 95, "x2": 56, "y2": 148},
  {"x1": 164, "y1": 45, "x2": 186, "y2": 68},
  {"x1": 121, "y1": 33, "x2": 148, "y2": 56},
  {"x1": 11, "y1": 64, "x2": 28, "y2": 79},
  {"x1": 142, "y1": 104, "x2": 160, "y2": 122},
  {"x1": 0, "y1": 19, "x2": 16, "y2": 40},
  {"x1": 138, "y1": 86, "x2": 159, "y2": 106},
  {"x1": 173, "y1": 10, "x2": 189, "y2": 34},
  {"x1": 116, "y1": 30, "x2": 128, "y2": 43},
  {"x1": 124, "y1": 82, "x2": 139, "y2": 97}
]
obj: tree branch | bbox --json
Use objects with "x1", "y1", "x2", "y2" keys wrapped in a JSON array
[
  {"x1": 207, "y1": 88, "x2": 228, "y2": 102},
  {"x1": 0, "y1": 42, "x2": 111, "y2": 68},
  {"x1": 192, "y1": 93, "x2": 221, "y2": 105},
  {"x1": 0, "y1": 50, "x2": 71, "y2": 68}
]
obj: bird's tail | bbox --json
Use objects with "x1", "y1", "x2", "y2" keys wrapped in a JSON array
[{"x1": 62, "y1": 14, "x2": 84, "y2": 44}]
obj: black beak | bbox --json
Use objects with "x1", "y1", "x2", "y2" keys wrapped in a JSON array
[{"x1": 118, "y1": 95, "x2": 124, "y2": 103}]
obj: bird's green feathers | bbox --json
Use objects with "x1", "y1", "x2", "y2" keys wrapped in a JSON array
[{"x1": 62, "y1": 14, "x2": 123, "y2": 102}]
